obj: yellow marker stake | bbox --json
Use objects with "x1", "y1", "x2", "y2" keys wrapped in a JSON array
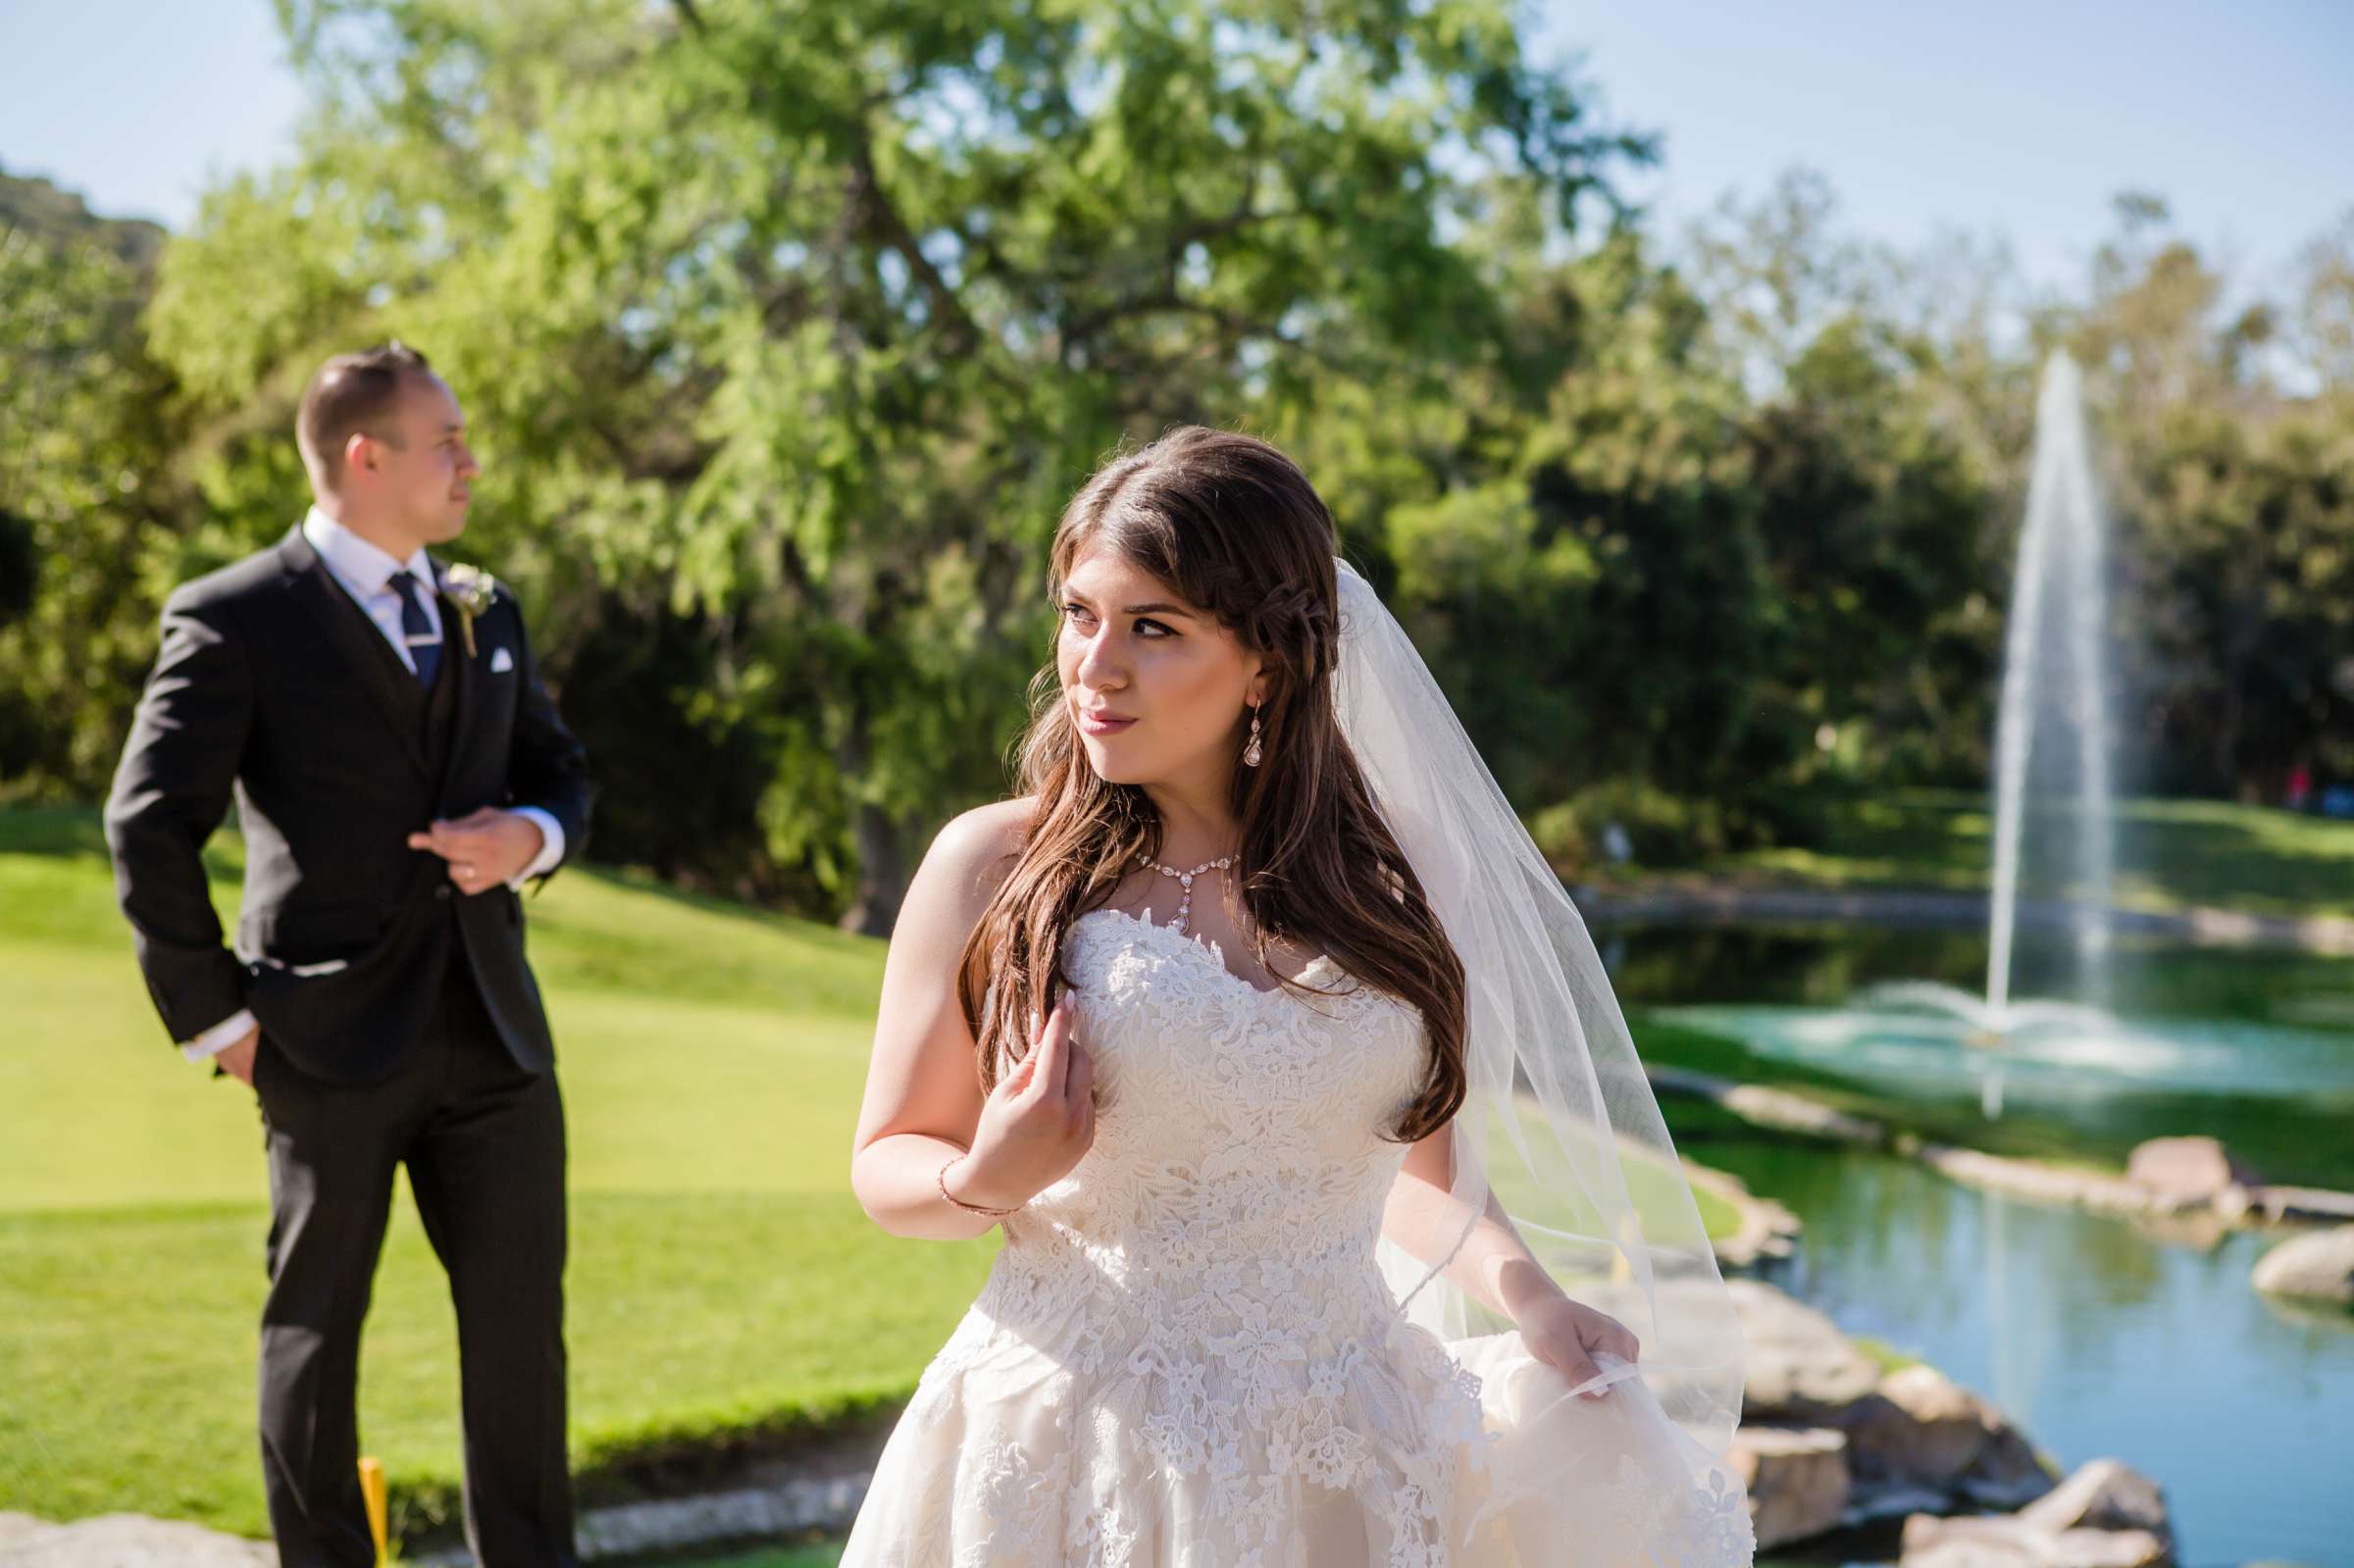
[{"x1": 358, "y1": 1456, "x2": 389, "y2": 1566}]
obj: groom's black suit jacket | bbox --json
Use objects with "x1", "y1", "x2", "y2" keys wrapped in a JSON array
[{"x1": 104, "y1": 524, "x2": 594, "y2": 1086}]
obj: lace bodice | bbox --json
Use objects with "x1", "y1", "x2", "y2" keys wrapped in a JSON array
[
  {"x1": 1018, "y1": 905, "x2": 1431, "y2": 1266},
  {"x1": 905, "y1": 907, "x2": 1484, "y2": 1564},
  {"x1": 878, "y1": 908, "x2": 1755, "y2": 1568}
]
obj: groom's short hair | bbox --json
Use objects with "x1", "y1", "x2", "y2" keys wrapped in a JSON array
[{"x1": 297, "y1": 342, "x2": 435, "y2": 487}]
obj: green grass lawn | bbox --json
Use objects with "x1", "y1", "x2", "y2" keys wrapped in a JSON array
[
  {"x1": 1689, "y1": 789, "x2": 2354, "y2": 922},
  {"x1": 0, "y1": 807, "x2": 994, "y2": 1546},
  {"x1": 0, "y1": 804, "x2": 1768, "y2": 1551}
]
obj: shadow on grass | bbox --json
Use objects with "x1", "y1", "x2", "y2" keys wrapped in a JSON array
[
  {"x1": 621, "y1": 1541, "x2": 844, "y2": 1568},
  {"x1": 395, "y1": 1397, "x2": 902, "y2": 1557},
  {"x1": 1702, "y1": 788, "x2": 2354, "y2": 921},
  {"x1": 0, "y1": 803, "x2": 246, "y2": 880}
]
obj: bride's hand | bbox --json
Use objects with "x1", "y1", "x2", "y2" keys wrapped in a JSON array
[
  {"x1": 947, "y1": 993, "x2": 1096, "y2": 1213},
  {"x1": 1516, "y1": 1290, "x2": 1641, "y2": 1400}
]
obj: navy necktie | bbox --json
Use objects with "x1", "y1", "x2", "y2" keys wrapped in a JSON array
[{"x1": 389, "y1": 570, "x2": 441, "y2": 689}]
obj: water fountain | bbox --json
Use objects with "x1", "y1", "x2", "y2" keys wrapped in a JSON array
[
  {"x1": 1860, "y1": 352, "x2": 2122, "y2": 1117},
  {"x1": 1621, "y1": 362, "x2": 2354, "y2": 1562},
  {"x1": 1657, "y1": 354, "x2": 2354, "y2": 1117},
  {"x1": 1986, "y1": 352, "x2": 2117, "y2": 1017}
]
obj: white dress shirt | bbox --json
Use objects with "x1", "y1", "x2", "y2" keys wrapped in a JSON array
[{"x1": 179, "y1": 509, "x2": 566, "y2": 1063}]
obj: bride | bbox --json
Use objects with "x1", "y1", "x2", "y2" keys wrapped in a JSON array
[{"x1": 844, "y1": 427, "x2": 1754, "y2": 1566}]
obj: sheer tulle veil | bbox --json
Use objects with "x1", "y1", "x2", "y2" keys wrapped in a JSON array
[{"x1": 1338, "y1": 557, "x2": 1747, "y2": 1458}]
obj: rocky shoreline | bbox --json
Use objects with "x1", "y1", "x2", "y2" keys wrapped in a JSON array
[
  {"x1": 1652, "y1": 1065, "x2": 2354, "y2": 1233},
  {"x1": 1720, "y1": 1279, "x2": 2176, "y2": 1566}
]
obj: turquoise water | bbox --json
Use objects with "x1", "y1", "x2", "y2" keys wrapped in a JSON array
[
  {"x1": 1715, "y1": 1135, "x2": 2354, "y2": 1568},
  {"x1": 1618, "y1": 922, "x2": 2354, "y2": 1567}
]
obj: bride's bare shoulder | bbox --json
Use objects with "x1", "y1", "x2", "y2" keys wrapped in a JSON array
[{"x1": 914, "y1": 795, "x2": 1038, "y2": 914}]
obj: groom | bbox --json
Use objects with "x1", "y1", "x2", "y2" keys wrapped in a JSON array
[{"x1": 104, "y1": 343, "x2": 593, "y2": 1567}]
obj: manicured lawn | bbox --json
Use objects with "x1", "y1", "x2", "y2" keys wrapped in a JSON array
[
  {"x1": 1689, "y1": 789, "x2": 2354, "y2": 921},
  {"x1": 0, "y1": 807, "x2": 993, "y2": 1546}
]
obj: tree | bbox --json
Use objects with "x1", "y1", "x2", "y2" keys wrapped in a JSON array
[
  {"x1": 0, "y1": 196, "x2": 190, "y2": 795},
  {"x1": 2073, "y1": 199, "x2": 2354, "y2": 796},
  {"x1": 146, "y1": 0, "x2": 1647, "y2": 928}
]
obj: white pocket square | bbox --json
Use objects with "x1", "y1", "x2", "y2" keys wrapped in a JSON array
[{"x1": 489, "y1": 646, "x2": 515, "y2": 674}]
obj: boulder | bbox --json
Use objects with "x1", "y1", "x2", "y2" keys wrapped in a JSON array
[
  {"x1": 1900, "y1": 1512, "x2": 2168, "y2": 1567},
  {"x1": 1839, "y1": 1364, "x2": 1993, "y2": 1486},
  {"x1": 2249, "y1": 1225, "x2": 2354, "y2": 1303},
  {"x1": 1726, "y1": 1280, "x2": 1882, "y2": 1415},
  {"x1": 0, "y1": 1513, "x2": 277, "y2": 1567},
  {"x1": 2124, "y1": 1137, "x2": 2254, "y2": 1208},
  {"x1": 1953, "y1": 1414, "x2": 2059, "y2": 1510},
  {"x1": 1728, "y1": 1426, "x2": 1849, "y2": 1549},
  {"x1": 2019, "y1": 1457, "x2": 2173, "y2": 1548}
]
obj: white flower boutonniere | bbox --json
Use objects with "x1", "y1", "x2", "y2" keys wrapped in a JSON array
[{"x1": 438, "y1": 563, "x2": 498, "y2": 659}]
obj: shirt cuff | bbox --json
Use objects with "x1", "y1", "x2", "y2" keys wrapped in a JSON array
[
  {"x1": 181, "y1": 1008, "x2": 258, "y2": 1064},
  {"x1": 508, "y1": 807, "x2": 565, "y2": 887}
]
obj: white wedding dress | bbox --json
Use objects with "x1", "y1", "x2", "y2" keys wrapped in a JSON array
[{"x1": 840, "y1": 906, "x2": 1755, "y2": 1567}]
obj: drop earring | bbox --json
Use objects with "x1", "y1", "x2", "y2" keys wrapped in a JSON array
[{"x1": 1244, "y1": 704, "x2": 1263, "y2": 768}]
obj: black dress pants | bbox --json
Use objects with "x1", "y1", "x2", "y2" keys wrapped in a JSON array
[{"x1": 252, "y1": 950, "x2": 578, "y2": 1568}]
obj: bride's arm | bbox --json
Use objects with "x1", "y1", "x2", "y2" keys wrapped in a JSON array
[
  {"x1": 1380, "y1": 1127, "x2": 1560, "y2": 1323},
  {"x1": 851, "y1": 797, "x2": 1098, "y2": 1240},
  {"x1": 1384, "y1": 1132, "x2": 1642, "y2": 1390},
  {"x1": 849, "y1": 799, "x2": 1049, "y2": 1240}
]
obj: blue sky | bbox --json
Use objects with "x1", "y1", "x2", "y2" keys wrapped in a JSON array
[{"x1": 3, "y1": 1, "x2": 2348, "y2": 295}]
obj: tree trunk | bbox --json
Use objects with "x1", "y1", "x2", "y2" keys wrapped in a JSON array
[{"x1": 841, "y1": 799, "x2": 910, "y2": 936}]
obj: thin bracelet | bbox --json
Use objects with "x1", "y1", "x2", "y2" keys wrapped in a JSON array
[{"x1": 938, "y1": 1154, "x2": 1021, "y2": 1217}]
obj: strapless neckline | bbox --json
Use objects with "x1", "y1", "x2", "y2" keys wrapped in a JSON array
[{"x1": 1073, "y1": 902, "x2": 1341, "y2": 999}]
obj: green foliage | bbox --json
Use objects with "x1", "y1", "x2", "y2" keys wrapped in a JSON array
[
  {"x1": 0, "y1": 217, "x2": 191, "y2": 795},
  {"x1": 122, "y1": 0, "x2": 1648, "y2": 928},
  {"x1": 4, "y1": 15, "x2": 2352, "y2": 911},
  {"x1": 2078, "y1": 209, "x2": 2354, "y2": 793}
]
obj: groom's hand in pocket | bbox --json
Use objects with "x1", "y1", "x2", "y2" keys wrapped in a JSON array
[{"x1": 957, "y1": 993, "x2": 1095, "y2": 1211}]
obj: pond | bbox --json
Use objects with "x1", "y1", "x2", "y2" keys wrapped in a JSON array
[{"x1": 1613, "y1": 921, "x2": 2354, "y2": 1567}]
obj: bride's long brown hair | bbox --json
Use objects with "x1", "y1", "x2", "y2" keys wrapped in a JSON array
[{"x1": 955, "y1": 427, "x2": 1467, "y2": 1142}]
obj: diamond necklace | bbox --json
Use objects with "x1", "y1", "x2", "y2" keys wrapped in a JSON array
[{"x1": 1135, "y1": 852, "x2": 1234, "y2": 935}]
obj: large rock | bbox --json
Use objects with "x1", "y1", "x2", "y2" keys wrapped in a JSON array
[
  {"x1": 1727, "y1": 1280, "x2": 1882, "y2": 1415},
  {"x1": 2020, "y1": 1458, "x2": 2174, "y2": 1548},
  {"x1": 1833, "y1": 1362, "x2": 2055, "y2": 1509},
  {"x1": 0, "y1": 1513, "x2": 277, "y2": 1567},
  {"x1": 2124, "y1": 1136, "x2": 2254, "y2": 1208},
  {"x1": 1899, "y1": 1512, "x2": 2168, "y2": 1567},
  {"x1": 1954, "y1": 1415, "x2": 2059, "y2": 1510},
  {"x1": 1840, "y1": 1364, "x2": 1994, "y2": 1485},
  {"x1": 2249, "y1": 1225, "x2": 2354, "y2": 1303},
  {"x1": 1728, "y1": 1426, "x2": 1849, "y2": 1549}
]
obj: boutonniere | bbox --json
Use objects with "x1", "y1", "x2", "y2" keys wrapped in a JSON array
[{"x1": 438, "y1": 563, "x2": 498, "y2": 658}]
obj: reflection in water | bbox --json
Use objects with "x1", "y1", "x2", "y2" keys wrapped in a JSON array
[{"x1": 1708, "y1": 1136, "x2": 2354, "y2": 1567}]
